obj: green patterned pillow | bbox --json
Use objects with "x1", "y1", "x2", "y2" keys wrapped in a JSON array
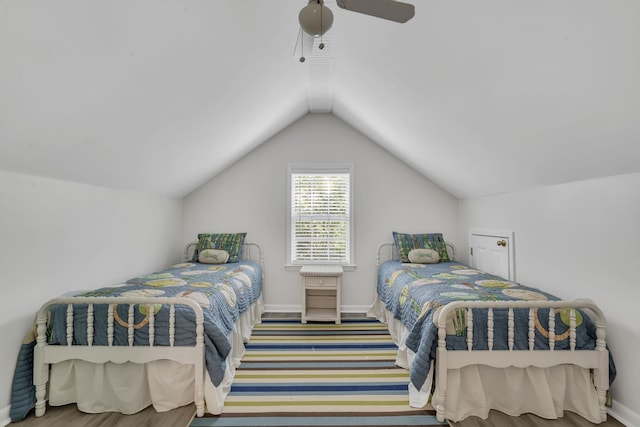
[
  {"x1": 392, "y1": 232, "x2": 450, "y2": 263},
  {"x1": 193, "y1": 233, "x2": 246, "y2": 263}
]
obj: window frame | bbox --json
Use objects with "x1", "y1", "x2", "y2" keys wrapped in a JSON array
[{"x1": 286, "y1": 163, "x2": 355, "y2": 271}]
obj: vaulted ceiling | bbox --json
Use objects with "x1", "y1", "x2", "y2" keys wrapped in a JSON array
[{"x1": 1, "y1": 1, "x2": 638, "y2": 199}]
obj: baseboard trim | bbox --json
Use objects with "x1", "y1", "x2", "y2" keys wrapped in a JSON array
[
  {"x1": 263, "y1": 304, "x2": 299, "y2": 313},
  {"x1": 609, "y1": 399, "x2": 640, "y2": 427},
  {"x1": 0, "y1": 405, "x2": 11, "y2": 427},
  {"x1": 264, "y1": 304, "x2": 372, "y2": 314},
  {"x1": 340, "y1": 305, "x2": 372, "y2": 313}
]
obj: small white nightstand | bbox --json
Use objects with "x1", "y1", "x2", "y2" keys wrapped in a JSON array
[{"x1": 299, "y1": 265, "x2": 343, "y2": 324}]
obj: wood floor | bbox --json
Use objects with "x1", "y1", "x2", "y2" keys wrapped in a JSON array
[
  {"x1": 9, "y1": 403, "x2": 196, "y2": 427},
  {"x1": 8, "y1": 313, "x2": 627, "y2": 427},
  {"x1": 449, "y1": 410, "x2": 627, "y2": 427},
  {"x1": 10, "y1": 401, "x2": 627, "y2": 427}
]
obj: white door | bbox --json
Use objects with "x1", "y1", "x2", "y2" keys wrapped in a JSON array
[{"x1": 470, "y1": 232, "x2": 514, "y2": 281}]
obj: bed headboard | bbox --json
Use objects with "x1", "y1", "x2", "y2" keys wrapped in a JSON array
[
  {"x1": 184, "y1": 241, "x2": 264, "y2": 265},
  {"x1": 376, "y1": 241, "x2": 456, "y2": 265}
]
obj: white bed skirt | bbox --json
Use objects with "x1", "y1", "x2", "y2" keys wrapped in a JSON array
[
  {"x1": 367, "y1": 296, "x2": 603, "y2": 423},
  {"x1": 48, "y1": 297, "x2": 264, "y2": 415}
]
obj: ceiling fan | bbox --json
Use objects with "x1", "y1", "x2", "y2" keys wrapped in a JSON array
[{"x1": 298, "y1": 0, "x2": 415, "y2": 38}]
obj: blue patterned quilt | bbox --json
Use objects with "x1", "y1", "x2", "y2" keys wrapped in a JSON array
[
  {"x1": 377, "y1": 260, "x2": 615, "y2": 392},
  {"x1": 10, "y1": 260, "x2": 262, "y2": 422}
]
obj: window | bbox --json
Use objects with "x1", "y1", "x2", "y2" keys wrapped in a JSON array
[{"x1": 287, "y1": 164, "x2": 354, "y2": 267}]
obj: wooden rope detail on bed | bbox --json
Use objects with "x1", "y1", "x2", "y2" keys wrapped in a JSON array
[
  {"x1": 487, "y1": 308, "x2": 494, "y2": 351},
  {"x1": 87, "y1": 304, "x2": 94, "y2": 346},
  {"x1": 528, "y1": 308, "x2": 535, "y2": 350},
  {"x1": 548, "y1": 309, "x2": 555, "y2": 350},
  {"x1": 507, "y1": 308, "x2": 514, "y2": 350},
  {"x1": 127, "y1": 304, "x2": 135, "y2": 346},
  {"x1": 107, "y1": 304, "x2": 114, "y2": 346},
  {"x1": 170, "y1": 305, "x2": 176, "y2": 346},
  {"x1": 148, "y1": 305, "x2": 155, "y2": 347},
  {"x1": 569, "y1": 308, "x2": 576, "y2": 350},
  {"x1": 65, "y1": 304, "x2": 73, "y2": 346},
  {"x1": 466, "y1": 309, "x2": 473, "y2": 351}
]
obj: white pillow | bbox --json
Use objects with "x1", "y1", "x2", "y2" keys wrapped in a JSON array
[
  {"x1": 408, "y1": 248, "x2": 440, "y2": 264},
  {"x1": 198, "y1": 249, "x2": 230, "y2": 264}
]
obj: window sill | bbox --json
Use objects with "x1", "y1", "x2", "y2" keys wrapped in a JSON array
[{"x1": 285, "y1": 264, "x2": 356, "y2": 272}]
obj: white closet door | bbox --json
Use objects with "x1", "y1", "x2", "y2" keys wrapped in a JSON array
[{"x1": 470, "y1": 231, "x2": 514, "y2": 281}]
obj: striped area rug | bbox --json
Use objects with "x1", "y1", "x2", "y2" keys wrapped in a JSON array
[{"x1": 190, "y1": 318, "x2": 447, "y2": 427}]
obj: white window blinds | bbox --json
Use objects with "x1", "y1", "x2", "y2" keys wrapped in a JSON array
[{"x1": 290, "y1": 171, "x2": 351, "y2": 264}]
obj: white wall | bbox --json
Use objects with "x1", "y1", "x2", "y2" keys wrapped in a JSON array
[
  {"x1": 0, "y1": 171, "x2": 182, "y2": 424},
  {"x1": 458, "y1": 172, "x2": 640, "y2": 426},
  {"x1": 183, "y1": 113, "x2": 459, "y2": 311}
]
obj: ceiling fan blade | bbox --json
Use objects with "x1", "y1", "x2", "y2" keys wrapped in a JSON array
[{"x1": 336, "y1": 0, "x2": 415, "y2": 23}]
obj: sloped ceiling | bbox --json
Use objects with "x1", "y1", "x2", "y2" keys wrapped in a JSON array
[{"x1": 1, "y1": 0, "x2": 639, "y2": 199}]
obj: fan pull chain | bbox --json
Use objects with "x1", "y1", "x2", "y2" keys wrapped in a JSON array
[
  {"x1": 319, "y1": 0, "x2": 325, "y2": 50},
  {"x1": 300, "y1": 28, "x2": 306, "y2": 62},
  {"x1": 294, "y1": 27, "x2": 306, "y2": 63}
]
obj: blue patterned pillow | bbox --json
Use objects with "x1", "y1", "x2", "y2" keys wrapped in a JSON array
[
  {"x1": 192, "y1": 233, "x2": 246, "y2": 263},
  {"x1": 392, "y1": 232, "x2": 450, "y2": 263}
]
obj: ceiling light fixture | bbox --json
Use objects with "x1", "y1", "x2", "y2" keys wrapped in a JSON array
[{"x1": 298, "y1": 0, "x2": 334, "y2": 37}]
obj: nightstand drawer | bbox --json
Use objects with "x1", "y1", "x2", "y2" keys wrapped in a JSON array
[{"x1": 304, "y1": 276, "x2": 338, "y2": 287}]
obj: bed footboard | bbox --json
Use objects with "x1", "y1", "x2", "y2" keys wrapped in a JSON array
[
  {"x1": 434, "y1": 299, "x2": 609, "y2": 422},
  {"x1": 33, "y1": 296, "x2": 206, "y2": 418}
]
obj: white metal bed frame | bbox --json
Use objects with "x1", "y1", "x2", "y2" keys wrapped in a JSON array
[
  {"x1": 375, "y1": 242, "x2": 609, "y2": 423},
  {"x1": 33, "y1": 242, "x2": 264, "y2": 418}
]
